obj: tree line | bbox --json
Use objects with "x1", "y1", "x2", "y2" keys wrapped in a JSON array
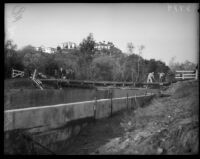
[{"x1": 5, "y1": 33, "x2": 186, "y2": 83}]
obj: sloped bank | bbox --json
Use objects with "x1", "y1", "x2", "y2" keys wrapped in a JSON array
[
  {"x1": 93, "y1": 80, "x2": 199, "y2": 155},
  {"x1": 4, "y1": 93, "x2": 155, "y2": 154}
]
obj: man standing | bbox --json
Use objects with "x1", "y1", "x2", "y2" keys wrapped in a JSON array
[
  {"x1": 59, "y1": 67, "x2": 63, "y2": 79},
  {"x1": 147, "y1": 72, "x2": 155, "y2": 83},
  {"x1": 159, "y1": 72, "x2": 165, "y2": 82}
]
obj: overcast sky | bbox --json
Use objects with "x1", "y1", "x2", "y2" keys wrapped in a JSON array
[{"x1": 5, "y1": 3, "x2": 199, "y2": 65}]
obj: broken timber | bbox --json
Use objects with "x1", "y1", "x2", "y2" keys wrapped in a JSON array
[{"x1": 31, "y1": 69, "x2": 44, "y2": 90}]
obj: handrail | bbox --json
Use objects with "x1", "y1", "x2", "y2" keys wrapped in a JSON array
[{"x1": 176, "y1": 70, "x2": 195, "y2": 73}]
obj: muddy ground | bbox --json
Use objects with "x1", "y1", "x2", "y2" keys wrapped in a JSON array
[{"x1": 56, "y1": 80, "x2": 199, "y2": 155}]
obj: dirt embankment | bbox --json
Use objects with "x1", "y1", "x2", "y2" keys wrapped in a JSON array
[
  {"x1": 57, "y1": 80, "x2": 198, "y2": 155},
  {"x1": 95, "y1": 80, "x2": 199, "y2": 155}
]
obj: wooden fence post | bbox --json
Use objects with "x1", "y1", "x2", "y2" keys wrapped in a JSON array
[
  {"x1": 33, "y1": 69, "x2": 37, "y2": 80},
  {"x1": 134, "y1": 94, "x2": 137, "y2": 110},
  {"x1": 145, "y1": 86, "x2": 148, "y2": 96},
  {"x1": 110, "y1": 89, "x2": 113, "y2": 117},
  {"x1": 126, "y1": 93, "x2": 129, "y2": 110},
  {"x1": 94, "y1": 89, "x2": 97, "y2": 120},
  {"x1": 94, "y1": 97, "x2": 97, "y2": 120}
]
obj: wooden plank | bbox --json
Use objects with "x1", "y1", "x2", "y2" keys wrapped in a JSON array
[
  {"x1": 182, "y1": 74, "x2": 195, "y2": 76},
  {"x1": 176, "y1": 70, "x2": 194, "y2": 73},
  {"x1": 175, "y1": 77, "x2": 195, "y2": 79}
]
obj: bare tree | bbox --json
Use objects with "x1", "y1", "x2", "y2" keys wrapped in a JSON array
[
  {"x1": 127, "y1": 42, "x2": 134, "y2": 55},
  {"x1": 127, "y1": 42, "x2": 136, "y2": 83},
  {"x1": 137, "y1": 45, "x2": 145, "y2": 82}
]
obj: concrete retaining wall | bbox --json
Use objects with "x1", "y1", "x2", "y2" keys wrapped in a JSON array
[
  {"x1": 4, "y1": 88, "x2": 99, "y2": 110},
  {"x1": 4, "y1": 93, "x2": 155, "y2": 154},
  {"x1": 5, "y1": 88, "x2": 157, "y2": 110}
]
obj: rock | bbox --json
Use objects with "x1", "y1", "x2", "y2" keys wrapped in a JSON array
[
  {"x1": 157, "y1": 147, "x2": 163, "y2": 154},
  {"x1": 161, "y1": 138, "x2": 165, "y2": 142}
]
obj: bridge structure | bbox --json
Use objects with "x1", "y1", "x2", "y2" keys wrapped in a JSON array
[{"x1": 40, "y1": 78, "x2": 171, "y2": 89}]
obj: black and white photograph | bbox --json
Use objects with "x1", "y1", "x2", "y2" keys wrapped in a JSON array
[{"x1": 4, "y1": 3, "x2": 199, "y2": 155}]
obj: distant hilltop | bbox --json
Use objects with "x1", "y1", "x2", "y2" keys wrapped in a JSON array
[{"x1": 34, "y1": 41, "x2": 115, "y2": 54}]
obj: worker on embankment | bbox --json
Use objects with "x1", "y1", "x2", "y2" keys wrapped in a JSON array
[
  {"x1": 159, "y1": 72, "x2": 165, "y2": 82},
  {"x1": 147, "y1": 72, "x2": 155, "y2": 83},
  {"x1": 59, "y1": 67, "x2": 63, "y2": 79}
]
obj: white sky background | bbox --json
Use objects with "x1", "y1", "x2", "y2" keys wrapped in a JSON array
[{"x1": 5, "y1": 3, "x2": 199, "y2": 65}]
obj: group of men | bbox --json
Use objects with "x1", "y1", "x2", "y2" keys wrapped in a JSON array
[{"x1": 147, "y1": 72, "x2": 165, "y2": 83}]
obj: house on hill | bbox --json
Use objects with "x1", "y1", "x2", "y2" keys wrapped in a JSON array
[
  {"x1": 62, "y1": 42, "x2": 77, "y2": 50},
  {"x1": 95, "y1": 41, "x2": 114, "y2": 50},
  {"x1": 35, "y1": 46, "x2": 56, "y2": 54}
]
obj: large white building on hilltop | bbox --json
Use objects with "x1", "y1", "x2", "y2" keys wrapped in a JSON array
[
  {"x1": 34, "y1": 41, "x2": 115, "y2": 54},
  {"x1": 94, "y1": 41, "x2": 114, "y2": 50},
  {"x1": 35, "y1": 46, "x2": 56, "y2": 54},
  {"x1": 62, "y1": 42, "x2": 77, "y2": 50}
]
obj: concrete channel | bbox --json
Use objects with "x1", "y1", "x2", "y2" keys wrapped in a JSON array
[{"x1": 4, "y1": 92, "x2": 155, "y2": 154}]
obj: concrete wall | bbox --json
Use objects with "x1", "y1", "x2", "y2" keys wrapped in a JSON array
[
  {"x1": 4, "y1": 88, "x2": 98, "y2": 110},
  {"x1": 5, "y1": 87, "x2": 157, "y2": 110},
  {"x1": 5, "y1": 101, "x2": 95, "y2": 132},
  {"x1": 4, "y1": 93, "x2": 155, "y2": 154}
]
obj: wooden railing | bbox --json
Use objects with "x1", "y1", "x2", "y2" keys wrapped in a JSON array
[
  {"x1": 175, "y1": 70, "x2": 196, "y2": 80},
  {"x1": 12, "y1": 69, "x2": 24, "y2": 78}
]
